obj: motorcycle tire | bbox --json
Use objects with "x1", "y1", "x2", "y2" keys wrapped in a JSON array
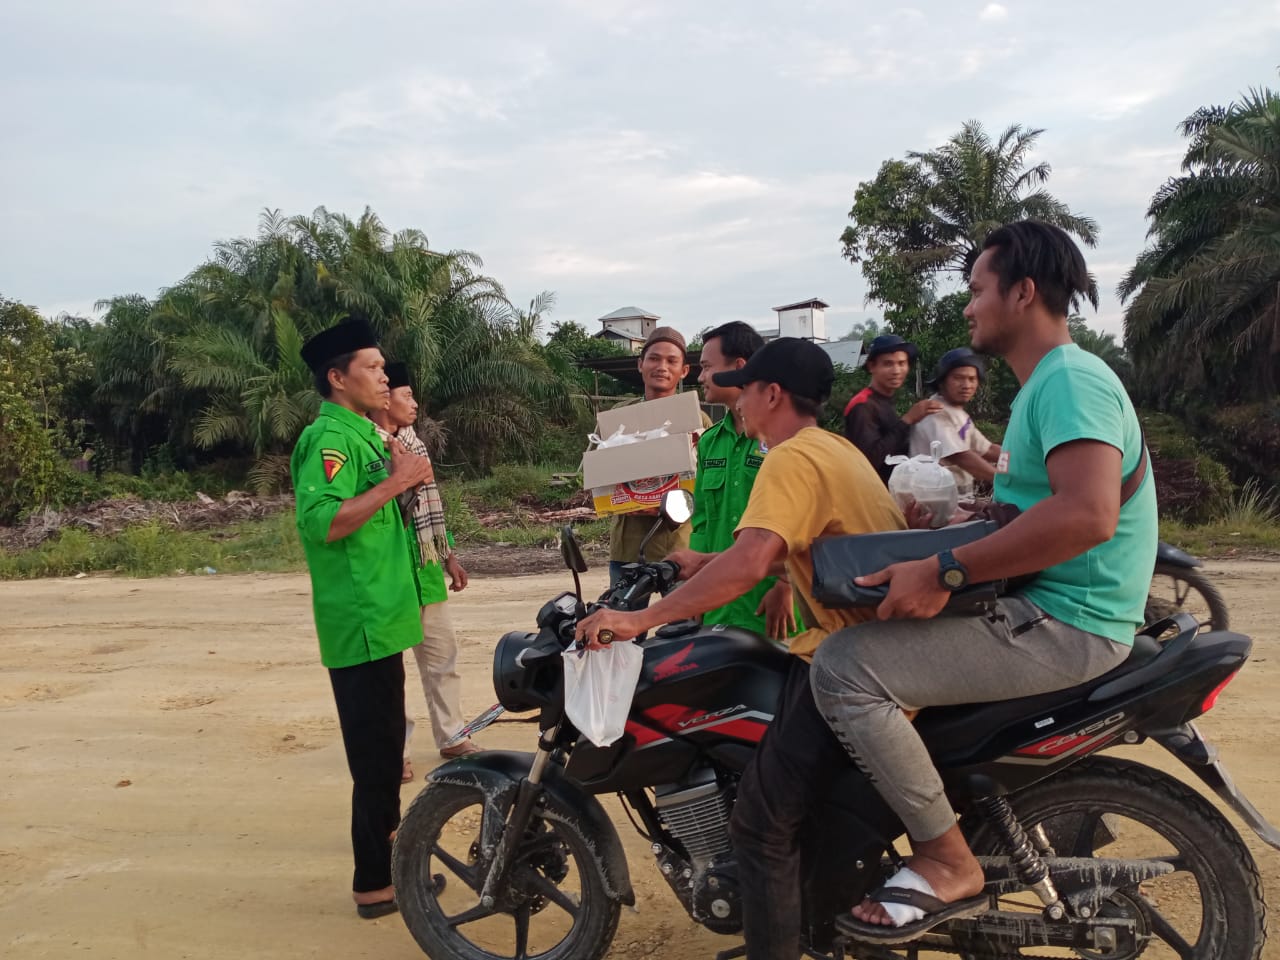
[
  {"x1": 393, "y1": 781, "x2": 621, "y2": 960},
  {"x1": 1146, "y1": 563, "x2": 1230, "y2": 633},
  {"x1": 965, "y1": 756, "x2": 1265, "y2": 960}
]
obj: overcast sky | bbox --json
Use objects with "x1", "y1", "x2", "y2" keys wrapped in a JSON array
[{"x1": 3, "y1": 1, "x2": 1278, "y2": 342}]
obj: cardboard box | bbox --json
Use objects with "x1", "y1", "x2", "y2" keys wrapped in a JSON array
[{"x1": 583, "y1": 393, "x2": 703, "y2": 517}]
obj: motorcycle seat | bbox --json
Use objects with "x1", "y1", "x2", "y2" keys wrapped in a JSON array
[{"x1": 916, "y1": 633, "x2": 1163, "y2": 758}]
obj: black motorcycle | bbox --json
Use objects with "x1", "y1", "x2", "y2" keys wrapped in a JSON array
[
  {"x1": 393, "y1": 495, "x2": 1277, "y2": 960},
  {"x1": 1147, "y1": 542, "x2": 1230, "y2": 632}
]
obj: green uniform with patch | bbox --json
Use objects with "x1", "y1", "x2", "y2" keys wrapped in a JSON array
[
  {"x1": 291, "y1": 401, "x2": 422, "y2": 668},
  {"x1": 690, "y1": 413, "x2": 795, "y2": 634},
  {"x1": 413, "y1": 532, "x2": 455, "y2": 607}
]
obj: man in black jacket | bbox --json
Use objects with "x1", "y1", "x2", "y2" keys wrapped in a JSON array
[{"x1": 842, "y1": 334, "x2": 941, "y2": 484}]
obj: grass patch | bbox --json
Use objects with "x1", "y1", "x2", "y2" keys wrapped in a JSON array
[
  {"x1": 0, "y1": 512, "x2": 305, "y2": 580},
  {"x1": 458, "y1": 463, "x2": 582, "y2": 509},
  {"x1": 1159, "y1": 517, "x2": 1280, "y2": 557},
  {"x1": 0, "y1": 490, "x2": 609, "y2": 580}
]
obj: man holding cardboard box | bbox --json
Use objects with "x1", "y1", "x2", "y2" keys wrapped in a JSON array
[{"x1": 603, "y1": 326, "x2": 712, "y2": 585}]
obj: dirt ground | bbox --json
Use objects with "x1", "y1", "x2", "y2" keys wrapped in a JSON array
[{"x1": 1, "y1": 561, "x2": 1278, "y2": 959}]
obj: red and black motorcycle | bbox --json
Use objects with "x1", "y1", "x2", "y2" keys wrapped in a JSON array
[{"x1": 392, "y1": 502, "x2": 1278, "y2": 960}]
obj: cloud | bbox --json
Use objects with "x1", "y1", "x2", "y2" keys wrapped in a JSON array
[{"x1": 979, "y1": 3, "x2": 1009, "y2": 21}]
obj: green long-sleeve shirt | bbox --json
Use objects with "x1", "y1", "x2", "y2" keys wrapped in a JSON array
[{"x1": 291, "y1": 401, "x2": 422, "y2": 668}]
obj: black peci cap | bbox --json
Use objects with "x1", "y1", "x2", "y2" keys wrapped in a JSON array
[
  {"x1": 384, "y1": 361, "x2": 411, "y2": 391},
  {"x1": 711, "y1": 337, "x2": 834, "y2": 403},
  {"x1": 300, "y1": 318, "x2": 379, "y2": 373}
]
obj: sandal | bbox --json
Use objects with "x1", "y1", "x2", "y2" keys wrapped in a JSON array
[
  {"x1": 834, "y1": 867, "x2": 988, "y2": 945},
  {"x1": 401, "y1": 758, "x2": 414, "y2": 783},
  {"x1": 439, "y1": 739, "x2": 482, "y2": 759}
]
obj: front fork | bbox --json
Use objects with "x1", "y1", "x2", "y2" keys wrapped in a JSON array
[
  {"x1": 1153, "y1": 721, "x2": 1280, "y2": 851},
  {"x1": 479, "y1": 721, "x2": 562, "y2": 908}
]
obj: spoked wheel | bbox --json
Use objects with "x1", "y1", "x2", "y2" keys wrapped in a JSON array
[
  {"x1": 1145, "y1": 563, "x2": 1229, "y2": 637},
  {"x1": 965, "y1": 757, "x2": 1265, "y2": 959},
  {"x1": 393, "y1": 783, "x2": 620, "y2": 960}
]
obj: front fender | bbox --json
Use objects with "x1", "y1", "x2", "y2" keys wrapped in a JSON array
[{"x1": 425, "y1": 750, "x2": 635, "y2": 905}]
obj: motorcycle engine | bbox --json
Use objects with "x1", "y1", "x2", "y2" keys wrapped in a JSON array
[
  {"x1": 654, "y1": 771, "x2": 733, "y2": 865},
  {"x1": 652, "y1": 769, "x2": 742, "y2": 934}
]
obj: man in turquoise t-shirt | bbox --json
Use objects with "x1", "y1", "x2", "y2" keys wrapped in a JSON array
[{"x1": 810, "y1": 221, "x2": 1156, "y2": 944}]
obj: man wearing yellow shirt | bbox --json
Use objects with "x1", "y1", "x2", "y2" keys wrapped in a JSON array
[{"x1": 577, "y1": 338, "x2": 905, "y2": 960}]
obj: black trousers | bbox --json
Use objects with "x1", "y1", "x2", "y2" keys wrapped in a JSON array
[
  {"x1": 729, "y1": 658, "x2": 902, "y2": 960},
  {"x1": 328, "y1": 652, "x2": 407, "y2": 893}
]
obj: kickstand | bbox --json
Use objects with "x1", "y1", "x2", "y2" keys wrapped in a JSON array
[{"x1": 714, "y1": 946, "x2": 746, "y2": 960}]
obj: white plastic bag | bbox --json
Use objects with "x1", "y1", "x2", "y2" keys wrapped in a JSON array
[
  {"x1": 886, "y1": 441, "x2": 959, "y2": 527},
  {"x1": 562, "y1": 641, "x2": 645, "y2": 747},
  {"x1": 587, "y1": 421, "x2": 672, "y2": 450}
]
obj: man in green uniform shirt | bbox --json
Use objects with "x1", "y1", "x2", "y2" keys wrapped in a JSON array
[
  {"x1": 292, "y1": 317, "x2": 432, "y2": 920},
  {"x1": 674, "y1": 321, "x2": 796, "y2": 638}
]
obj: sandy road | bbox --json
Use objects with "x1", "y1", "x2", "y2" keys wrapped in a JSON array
[{"x1": 1, "y1": 561, "x2": 1278, "y2": 959}]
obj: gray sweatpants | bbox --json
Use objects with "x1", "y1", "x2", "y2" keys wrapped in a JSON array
[{"x1": 810, "y1": 596, "x2": 1130, "y2": 842}]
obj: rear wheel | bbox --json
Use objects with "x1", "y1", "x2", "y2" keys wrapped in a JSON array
[
  {"x1": 393, "y1": 782, "x2": 621, "y2": 960},
  {"x1": 1145, "y1": 564, "x2": 1229, "y2": 636},
  {"x1": 967, "y1": 757, "x2": 1265, "y2": 959}
]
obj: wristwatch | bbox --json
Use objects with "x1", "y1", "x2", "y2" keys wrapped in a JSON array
[{"x1": 936, "y1": 549, "x2": 970, "y2": 591}]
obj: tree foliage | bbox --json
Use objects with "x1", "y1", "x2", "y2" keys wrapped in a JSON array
[
  {"x1": 1121, "y1": 84, "x2": 1280, "y2": 406},
  {"x1": 840, "y1": 121, "x2": 1100, "y2": 328},
  {"x1": 1, "y1": 207, "x2": 579, "y2": 519}
]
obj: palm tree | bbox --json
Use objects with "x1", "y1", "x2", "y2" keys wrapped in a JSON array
[
  {"x1": 841, "y1": 121, "x2": 1100, "y2": 322},
  {"x1": 159, "y1": 206, "x2": 571, "y2": 483},
  {"x1": 1069, "y1": 317, "x2": 1132, "y2": 384},
  {"x1": 1120, "y1": 86, "x2": 1280, "y2": 404}
]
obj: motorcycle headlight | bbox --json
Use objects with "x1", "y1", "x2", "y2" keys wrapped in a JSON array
[{"x1": 493, "y1": 631, "x2": 544, "y2": 712}]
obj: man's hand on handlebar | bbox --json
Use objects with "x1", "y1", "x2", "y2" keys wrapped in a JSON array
[
  {"x1": 575, "y1": 607, "x2": 645, "y2": 650},
  {"x1": 664, "y1": 548, "x2": 709, "y2": 580}
]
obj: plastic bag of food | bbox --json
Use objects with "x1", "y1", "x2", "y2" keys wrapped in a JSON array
[
  {"x1": 562, "y1": 641, "x2": 645, "y2": 747},
  {"x1": 885, "y1": 441, "x2": 958, "y2": 527}
]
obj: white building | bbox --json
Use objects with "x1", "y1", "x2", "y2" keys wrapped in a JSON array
[
  {"x1": 593, "y1": 306, "x2": 660, "y2": 352},
  {"x1": 767, "y1": 298, "x2": 829, "y2": 342}
]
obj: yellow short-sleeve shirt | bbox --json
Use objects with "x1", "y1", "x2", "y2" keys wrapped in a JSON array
[{"x1": 736, "y1": 426, "x2": 906, "y2": 660}]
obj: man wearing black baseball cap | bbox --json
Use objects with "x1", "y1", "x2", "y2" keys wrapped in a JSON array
[
  {"x1": 843, "y1": 334, "x2": 942, "y2": 484},
  {"x1": 578, "y1": 338, "x2": 906, "y2": 959},
  {"x1": 908, "y1": 347, "x2": 1001, "y2": 500}
]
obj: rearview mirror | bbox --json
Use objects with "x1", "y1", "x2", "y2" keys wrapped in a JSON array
[
  {"x1": 560, "y1": 525, "x2": 588, "y2": 573},
  {"x1": 660, "y1": 489, "x2": 694, "y2": 528}
]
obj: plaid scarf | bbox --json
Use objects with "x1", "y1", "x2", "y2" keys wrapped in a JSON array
[{"x1": 373, "y1": 423, "x2": 451, "y2": 566}]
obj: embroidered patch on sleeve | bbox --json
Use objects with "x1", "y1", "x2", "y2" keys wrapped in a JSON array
[{"x1": 321, "y1": 448, "x2": 348, "y2": 482}]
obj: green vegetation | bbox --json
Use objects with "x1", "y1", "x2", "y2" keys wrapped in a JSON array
[
  {"x1": 0, "y1": 465, "x2": 613, "y2": 580},
  {"x1": 0, "y1": 206, "x2": 609, "y2": 524},
  {"x1": 1122, "y1": 84, "x2": 1280, "y2": 407}
]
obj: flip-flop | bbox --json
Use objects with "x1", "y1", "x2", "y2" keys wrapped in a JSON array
[
  {"x1": 439, "y1": 739, "x2": 482, "y2": 760},
  {"x1": 835, "y1": 867, "x2": 987, "y2": 945},
  {"x1": 356, "y1": 899, "x2": 398, "y2": 920}
]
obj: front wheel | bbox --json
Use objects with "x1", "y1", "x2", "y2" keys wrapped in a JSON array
[
  {"x1": 968, "y1": 756, "x2": 1265, "y2": 959},
  {"x1": 393, "y1": 782, "x2": 621, "y2": 960}
]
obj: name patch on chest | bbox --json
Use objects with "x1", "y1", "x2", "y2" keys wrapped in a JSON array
[
  {"x1": 366, "y1": 458, "x2": 388, "y2": 476},
  {"x1": 704, "y1": 457, "x2": 727, "y2": 469},
  {"x1": 745, "y1": 454, "x2": 764, "y2": 469}
]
